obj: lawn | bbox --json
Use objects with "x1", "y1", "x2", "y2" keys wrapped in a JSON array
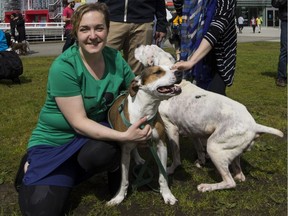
[{"x1": 0, "y1": 42, "x2": 287, "y2": 215}]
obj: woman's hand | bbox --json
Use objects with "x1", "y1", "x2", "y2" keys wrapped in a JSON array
[
  {"x1": 172, "y1": 60, "x2": 194, "y2": 71},
  {"x1": 123, "y1": 117, "x2": 152, "y2": 144}
]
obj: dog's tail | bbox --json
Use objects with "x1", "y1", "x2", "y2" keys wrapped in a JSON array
[{"x1": 256, "y1": 124, "x2": 284, "y2": 137}]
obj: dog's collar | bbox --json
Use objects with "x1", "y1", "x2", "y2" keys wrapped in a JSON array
[{"x1": 118, "y1": 97, "x2": 157, "y2": 129}]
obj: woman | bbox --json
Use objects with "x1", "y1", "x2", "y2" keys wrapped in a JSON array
[
  {"x1": 173, "y1": 0, "x2": 237, "y2": 95},
  {"x1": 15, "y1": 13, "x2": 26, "y2": 42},
  {"x1": 17, "y1": 3, "x2": 152, "y2": 216}
]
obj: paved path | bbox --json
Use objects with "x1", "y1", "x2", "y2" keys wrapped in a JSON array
[{"x1": 23, "y1": 27, "x2": 280, "y2": 58}]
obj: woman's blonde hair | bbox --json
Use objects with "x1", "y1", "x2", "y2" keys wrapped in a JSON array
[{"x1": 71, "y1": 3, "x2": 110, "y2": 39}]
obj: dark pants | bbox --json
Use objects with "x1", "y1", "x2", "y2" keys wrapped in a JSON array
[
  {"x1": 18, "y1": 140, "x2": 121, "y2": 216},
  {"x1": 62, "y1": 29, "x2": 75, "y2": 52},
  {"x1": 277, "y1": 20, "x2": 287, "y2": 80},
  {"x1": 207, "y1": 72, "x2": 226, "y2": 96}
]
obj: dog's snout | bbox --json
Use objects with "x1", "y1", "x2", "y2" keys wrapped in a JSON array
[{"x1": 174, "y1": 70, "x2": 183, "y2": 83}]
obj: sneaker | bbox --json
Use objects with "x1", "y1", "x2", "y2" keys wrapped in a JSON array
[
  {"x1": 14, "y1": 153, "x2": 28, "y2": 192},
  {"x1": 276, "y1": 78, "x2": 287, "y2": 87}
]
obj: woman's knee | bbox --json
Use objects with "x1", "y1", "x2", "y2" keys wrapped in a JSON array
[{"x1": 77, "y1": 140, "x2": 121, "y2": 172}]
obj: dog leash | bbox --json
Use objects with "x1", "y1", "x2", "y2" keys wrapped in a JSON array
[
  {"x1": 131, "y1": 139, "x2": 169, "y2": 193},
  {"x1": 117, "y1": 97, "x2": 169, "y2": 193}
]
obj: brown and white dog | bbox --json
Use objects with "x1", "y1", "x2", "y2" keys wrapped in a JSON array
[
  {"x1": 134, "y1": 45, "x2": 284, "y2": 192},
  {"x1": 107, "y1": 66, "x2": 182, "y2": 206}
]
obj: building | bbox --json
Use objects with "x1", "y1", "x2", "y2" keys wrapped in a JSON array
[
  {"x1": 0, "y1": 0, "x2": 281, "y2": 27},
  {"x1": 236, "y1": 0, "x2": 280, "y2": 27}
]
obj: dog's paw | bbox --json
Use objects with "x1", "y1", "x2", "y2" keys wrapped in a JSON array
[
  {"x1": 234, "y1": 172, "x2": 246, "y2": 182},
  {"x1": 134, "y1": 156, "x2": 145, "y2": 165},
  {"x1": 167, "y1": 162, "x2": 181, "y2": 175},
  {"x1": 106, "y1": 196, "x2": 125, "y2": 206},
  {"x1": 197, "y1": 183, "x2": 214, "y2": 192},
  {"x1": 162, "y1": 193, "x2": 178, "y2": 205},
  {"x1": 166, "y1": 166, "x2": 175, "y2": 175},
  {"x1": 197, "y1": 181, "x2": 236, "y2": 192}
]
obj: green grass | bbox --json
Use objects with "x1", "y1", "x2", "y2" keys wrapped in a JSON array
[{"x1": 0, "y1": 42, "x2": 287, "y2": 215}]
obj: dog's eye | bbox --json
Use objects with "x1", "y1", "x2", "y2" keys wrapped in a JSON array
[{"x1": 154, "y1": 70, "x2": 162, "y2": 75}]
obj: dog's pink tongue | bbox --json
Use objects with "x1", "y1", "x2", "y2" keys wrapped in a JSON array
[
  {"x1": 158, "y1": 86, "x2": 171, "y2": 93},
  {"x1": 158, "y1": 85, "x2": 181, "y2": 94}
]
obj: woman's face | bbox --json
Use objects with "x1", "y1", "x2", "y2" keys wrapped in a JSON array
[{"x1": 77, "y1": 11, "x2": 108, "y2": 55}]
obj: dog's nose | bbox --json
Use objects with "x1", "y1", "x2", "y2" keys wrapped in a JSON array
[{"x1": 174, "y1": 70, "x2": 183, "y2": 83}]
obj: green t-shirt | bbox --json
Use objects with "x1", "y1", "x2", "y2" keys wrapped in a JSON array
[{"x1": 28, "y1": 45, "x2": 135, "y2": 148}]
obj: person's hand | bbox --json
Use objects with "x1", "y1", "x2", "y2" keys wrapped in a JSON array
[
  {"x1": 172, "y1": 60, "x2": 194, "y2": 71},
  {"x1": 123, "y1": 117, "x2": 152, "y2": 144},
  {"x1": 154, "y1": 31, "x2": 166, "y2": 46}
]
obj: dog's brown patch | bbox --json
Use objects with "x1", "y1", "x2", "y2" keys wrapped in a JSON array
[
  {"x1": 141, "y1": 66, "x2": 166, "y2": 85},
  {"x1": 129, "y1": 79, "x2": 139, "y2": 97},
  {"x1": 108, "y1": 94, "x2": 129, "y2": 132}
]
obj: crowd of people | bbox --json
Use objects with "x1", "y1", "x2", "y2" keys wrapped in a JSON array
[{"x1": 8, "y1": 0, "x2": 286, "y2": 215}]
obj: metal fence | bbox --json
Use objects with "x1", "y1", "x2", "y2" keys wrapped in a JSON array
[{"x1": 0, "y1": 22, "x2": 65, "y2": 42}]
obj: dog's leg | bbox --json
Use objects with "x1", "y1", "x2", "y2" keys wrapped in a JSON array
[
  {"x1": 231, "y1": 155, "x2": 246, "y2": 182},
  {"x1": 165, "y1": 124, "x2": 181, "y2": 175},
  {"x1": 197, "y1": 140, "x2": 236, "y2": 192},
  {"x1": 157, "y1": 140, "x2": 178, "y2": 205},
  {"x1": 132, "y1": 148, "x2": 145, "y2": 165},
  {"x1": 107, "y1": 144, "x2": 134, "y2": 206},
  {"x1": 193, "y1": 138, "x2": 207, "y2": 168}
]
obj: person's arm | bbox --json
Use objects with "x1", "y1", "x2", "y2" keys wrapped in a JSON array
[
  {"x1": 55, "y1": 95, "x2": 152, "y2": 144},
  {"x1": 173, "y1": 39, "x2": 212, "y2": 71},
  {"x1": 154, "y1": 0, "x2": 168, "y2": 44},
  {"x1": 62, "y1": 8, "x2": 71, "y2": 23},
  {"x1": 173, "y1": 0, "x2": 235, "y2": 71}
]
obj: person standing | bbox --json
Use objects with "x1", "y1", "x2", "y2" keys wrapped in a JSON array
[
  {"x1": 250, "y1": 16, "x2": 256, "y2": 33},
  {"x1": 256, "y1": 16, "x2": 262, "y2": 33},
  {"x1": 98, "y1": 0, "x2": 168, "y2": 75},
  {"x1": 237, "y1": 15, "x2": 244, "y2": 33},
  {"x1": 15, "y1": 13, "x2": 26, "y2": 43},
  {"x1": 62, "y1": 0, "x2": 76, "y2": 52},
  {"x1": 272, "y1": 0, "x2": 287, "y2": 87},
  {"x1": 173, "y1": 0, "x2": 237, "y2": 96},
  {"x1": 10, "y1": 13, "x2": 17, "y2": 40}
]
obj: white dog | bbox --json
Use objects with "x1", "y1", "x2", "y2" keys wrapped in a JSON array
[
  {"x1": 134, "y1": 45, "x2": 284, "y2": 192},
  {"x1": 107, "y1": 65, "x2": 182, "y2": 206}
]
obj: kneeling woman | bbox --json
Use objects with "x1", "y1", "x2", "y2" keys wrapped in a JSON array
[{"x1": 17, "y1": 3, "x2": 152, "y2": 216}]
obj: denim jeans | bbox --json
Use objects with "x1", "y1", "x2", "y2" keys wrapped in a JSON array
[{"x1": 277, "y1": 20, "x2": 287, "y2": 80}]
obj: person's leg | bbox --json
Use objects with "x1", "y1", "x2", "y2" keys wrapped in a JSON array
[
  {"x1": 276, "y1": 20, "x2": 287, "y2": 86},
  {"x1": 124, "y1": 22, "x2": 154, "y2": 74},
  {"x1": 106, "y1": 21, "x2": 129, "y2": 51},
  {"x1": 76, "y1": 140, "x2": 121, "y2": 196},
  {"x1": 62, "y1": 29, "x2": 75, "y2": 52},
  {"x1": 19, "y1": 185, "x2": 71, "y2": 216},
  {"x1": 207, "y1": 72, "x2": 226, "y2": 96}
]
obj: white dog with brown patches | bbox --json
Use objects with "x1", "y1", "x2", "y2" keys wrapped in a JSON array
[
  {"x1": 107, "y1": 65, "x2": 182, "y2": 206},
  {"x1": 134, "y1": 45, "x2": 284, "y2": 192}
]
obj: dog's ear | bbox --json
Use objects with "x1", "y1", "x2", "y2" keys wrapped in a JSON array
[{"x1": 128, "y1": 78, "x2": 140, "y2": 97}]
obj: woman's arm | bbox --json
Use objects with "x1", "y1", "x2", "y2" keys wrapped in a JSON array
[
  {"x1": 173, "y1": 38, "x2": 212, "y2": 71},
  {"x1": 55, "y1": 95, "x2": 152, "y2": 143}
]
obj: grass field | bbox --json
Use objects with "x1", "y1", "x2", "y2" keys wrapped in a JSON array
[{"x1": 0, "y1": 42, "x2": 287, "y2": 215}]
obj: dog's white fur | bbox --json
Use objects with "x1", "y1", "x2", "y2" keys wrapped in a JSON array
[
  {"x1": 134, "y1": 44, "x2": 176, "y2": 68},
  {"x1": 107, "y1": 65, "x2": 181, "y2": 206},
  {"x1": 135, "y1": 45, "x2": 284, "y2": 192}
]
